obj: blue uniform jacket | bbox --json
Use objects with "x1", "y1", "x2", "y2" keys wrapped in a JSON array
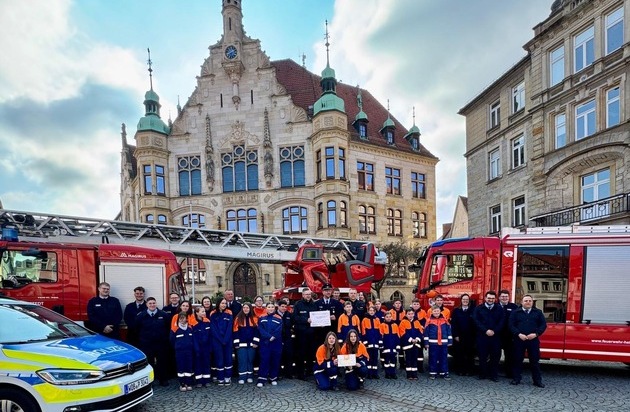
[
  {"x1": 170, "y1": 326, "x2": 195, "y2": 351},
  {"x1": 193, "y1": 318, "x2": 212, "y2": 350},
  {"x1": 472, "y1": 304, "x2": 504, "y2": 335},
  {"x1": 136, "y1": 309, "x2": 170, "y2": 347},
  {"x1": 87, "y1": 296, "x2": 123, "y2": 335},
  {"x1": 233, "y1": 317, "x2": 260, "y2": 348},
  {"x1": 209, "y1": 309, "x2": 233, "y2": 346},
  {"x1": 258, "y1": 313, "x2": 283, "y2": 343}
]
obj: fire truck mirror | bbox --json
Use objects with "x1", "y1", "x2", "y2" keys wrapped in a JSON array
[{"x1": 431, "y1": 255, "x2": 447, "y2": 285}]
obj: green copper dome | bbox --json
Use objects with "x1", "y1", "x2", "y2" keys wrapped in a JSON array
[
  {"x1": 321, "y1": 64, "x2": 336, "y2": 79},
  {"x1": 313, "y1": 93, "x2": 345, "y2": 115},
  {"x1": 355, "y1": 110, "x2": 368, "y2": 121},
  {"x1": 407, "y1": 124, "x2": 420, "y2": 134},
  {"x1": 145, "y1": 89, "x2": 160, "y2": 101},
  {"x1": 382, "y1": 117, "x2": 395, "y2": 128},
  {"x1": 137, "y1": 88, "x2": 169, "y2": 135}
]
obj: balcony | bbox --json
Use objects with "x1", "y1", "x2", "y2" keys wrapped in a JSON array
[{"x1": 531, "y1": 193, "x2": 630, "y2": 227}]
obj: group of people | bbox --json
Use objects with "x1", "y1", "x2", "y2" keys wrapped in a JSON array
[{"x1": 86, "y1": 282, "x2": 547, "y2": 392}]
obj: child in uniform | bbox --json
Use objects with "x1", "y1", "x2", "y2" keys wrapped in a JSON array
[
  {"x1": 192, "y1": 306, "x2": 212, "y2": 387},
  {"x1": 314, "y1": 331, "x2": 340, "y2": 391},
  {"x1": 398, "y1": 308, "x2": 424, "y2": 380},
  {"x1": 338, "y1": 301, "x2": 361, "y2": 343},
  {"x1": 340, "y1": 329, "x2": 369, "y2": 390},
  {"x1": 170, "y1": 313, "x2": 195, "y2": 391},
  {"x1": 257, "y1": 302, "x2": 283, "y2": 387},
  {"x1": 361, "y1": 305, "x2": 382, "y2": 379},
  {"x1": 233, "y1": 302, "x2": 259, "y2": 384},
  {"x1": 424, "y1": 305, "x2": 453, "y2": 380},
  {"x1": 379, "y1": 311, "x2": 400, "y2": 379}
]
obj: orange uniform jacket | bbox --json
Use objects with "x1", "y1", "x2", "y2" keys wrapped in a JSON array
[
  {"x1": 253, "y1": 306, "x2": 267, "y2": 319},
  {"x1": 389, "y1": 308, "x2": 406, "y2": 325},
  {"x1": 426, "y1": 306, "x2": 451, "y2": 322},
  {"x1": 340, "y1": 341, "x2": 370, "y2": 360},
  {"x1": 316, "y1": 344, "x2": 337, "y2": 365},
  {"x1": 170, "y1": 313, "x2": 198, "y2": 332},
  {"x1": 338, "y1": 313, "x2": 362, "y2": 335}
]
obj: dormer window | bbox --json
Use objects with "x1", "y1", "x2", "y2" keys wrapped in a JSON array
[
  {"x1": 411, "y1": 137, "x2": 419, "y2": 151},
  {"x1": 386, "y1": 131, "x2": 394, "y2": 145},
  {"x1": 359, "y1": 123, "x2": 367, "y2": 138}
]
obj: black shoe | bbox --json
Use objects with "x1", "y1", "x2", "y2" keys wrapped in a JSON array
[
  {"x1": 533, "y1": 382, "x2": 545, "y2": 388},
  {"x1": 510, "y1": 380, "x2": 520, "y2": 385},
  {"x1": 478, "y1": 376, "x2": 486, "y2": 380},
  {"x1": 159, "y1": 380, "x2": 169, "y2": 387},
  {"x1": 490, "y1": 377, "x2": 499, "y2": 382}
]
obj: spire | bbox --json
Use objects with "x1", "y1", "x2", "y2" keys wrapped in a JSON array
[
  {"x1": 325, "y1": 20, "x2": 330, "y2": 68},
  {"x1": 313, "y1": 19, "x2": 345, "y2": 116},
  {"x1": 404, "y1": 106, "x2": 421, "y2": 150},
  {"x1": 121, "y1": 123, "x2": 127, "y2": 146},
  {"x1": 177, "y1": 95, "x2": 182, "y2": 115},
  {"x1": 137, "y1": 48, "x2": 169, "y2": 135},
  {"x1": 382, "y1": 99, "x2": 395, "y2": 128},
  {"x1": 147, "y1": 48, "x2": 153, "y2": 91},
  {"x1": 354, "y1": 86, "x2": 368, "y2": 122},
  {"x1": 301, "y1": 52, "x2": 306, "y2": 68}
]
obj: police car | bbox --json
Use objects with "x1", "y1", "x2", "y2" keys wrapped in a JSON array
[{"x1": 0, "y1": 298, "x2": 153, "y2": 412}]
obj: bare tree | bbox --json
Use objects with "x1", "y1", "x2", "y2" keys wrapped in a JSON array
[{"x1": 372, "y1": 241, "x2": 420, "y2": 300}]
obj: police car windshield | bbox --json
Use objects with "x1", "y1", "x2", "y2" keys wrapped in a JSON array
[{"x1": 0, "y1": 303, "x2": 91, "y2": 344}]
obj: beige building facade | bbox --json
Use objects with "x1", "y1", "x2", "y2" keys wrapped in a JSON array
[
  {"x1": 120, "y1": 0, "x2": 438, "y2": 303},
  {"x1": 461, "y1": 0, "x2": 630, "y2": 237}
]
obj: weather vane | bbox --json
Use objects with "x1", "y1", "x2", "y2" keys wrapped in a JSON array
[
  {"x1": 325, "y1": 20, "x2": 330, "y2": 66},
  {"x1": 147, "y1": 48, "x2": 153, "y2": 90}
]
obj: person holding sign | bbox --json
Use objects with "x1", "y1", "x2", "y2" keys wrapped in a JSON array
[
  {"x1": 340, "y1": 329, "x2": 369, "y2": 390},
  {"x1": 314, "y1": 331, "x2": 340, "y2": 391},
  {"x1": 337, "y1": 301, "x2": 361, "y2": 343}
]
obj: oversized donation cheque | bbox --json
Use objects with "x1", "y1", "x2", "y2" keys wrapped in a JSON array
[
  {"x1": 310, "y1": 310, "x2": 331, "y2": 327},
  {"x1": 337, "y1": 354, "x2": 356, "y2": 367}
]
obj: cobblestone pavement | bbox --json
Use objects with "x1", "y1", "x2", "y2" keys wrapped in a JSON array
[{"x1": 136, "y1": 360, "x2": 630, "y2": 412}]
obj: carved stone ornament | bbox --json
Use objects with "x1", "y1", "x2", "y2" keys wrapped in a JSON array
[{"x1": 205, "y1": 114, "x2": 215, "y2": 191}]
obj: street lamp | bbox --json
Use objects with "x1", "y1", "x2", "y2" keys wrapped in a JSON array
[{"x1": 216, "y1": 275, "x2": 223, "y2": 288}]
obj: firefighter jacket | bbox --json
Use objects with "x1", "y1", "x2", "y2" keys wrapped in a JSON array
[
  {"x1": 135, "y1": 309, "x2": 170, "y2": 349},
  {"x1": 337, "y1": 313, "x2": 362, "y2": 342},
  {"x1": 209, "y1": 309, "x2": 233, "y2": 346},
  {"x1": 293, "y1": 298, "x2": 318, "y2": 333},
  {"x1": 170, "y1": 325, "x2": 195, "y2": 352},
  {"x1": 276, "y1": 309, "x2": 294, "y2": 342},
  {"x1": 315, "y1": 344, "x2": 338, "y2": 370},
  {"x1": 340, "y1": 341, "x2": 370, "y2": 365},
  {"x1": 389, "y1": 307, "x2": 406, "y2": 325},
  {"x1": 361, "y1": 315, "x2": 382, "y2": 349},
  {"x1": 170, "y1": 313, "x2": 198, "y2": 332},
  {"x1": 398, "y1": 318, "x2": 424, "y2": 350},
  {"x1": 253, "y1": 306, "x2": 267, "y2": 319},
  {"x1": 424, "y1": 315, "x2": 452, "y2": 346},
  {"x1": 379, "y1": 321, "x2": 400, "y2": 353},
  {"x1": 258, "y1": 313, "x2": 283, "y2": 345},
  {"x1": 233, "y1": 316, "x2": 260, "y2": 348},
  {"x1": 508, "y1": 307, "x2": 547, "y2": 338},
  {"x1": 193, "y1": 317, "x2": 212, "y2": 349},
  {"x1": 426, "y1": 305, "x2": 451, "y2": 322},
  {"x1": 413, "y1": 308, "x2": 428, "y2": 326},
  {"x1": 87, "y1": 295, "x2": 123, "y2": 337}
]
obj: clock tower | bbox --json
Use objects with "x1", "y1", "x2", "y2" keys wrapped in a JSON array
[{"x1": 222, "y1": 0, "x2": 245, "y2": 107}]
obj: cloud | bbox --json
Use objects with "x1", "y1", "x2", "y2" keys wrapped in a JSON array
[{"x1": 316, "y1": 0, "x2": 551, "y2": 235}]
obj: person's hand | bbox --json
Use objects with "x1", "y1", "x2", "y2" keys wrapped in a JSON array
[
  {"x1": 103, "y1": 325, "x2": 113, "y2": 334},
  {"x1": 330, "y1": 315, "x2": 336, "y2": 320},
  {"x1": 486, "y1": 329, "x2": 495, "y2": 337},
  {"x1": 307, "y1": 318, "x2": 311, "y2": 323},
  {"x1": 253, "y1": 344, "x2": 258, "y2": 348},
  {"x1": 333, "y1": 358, "x2": 338, "y2": 366},
  {"x1": 355, "y1": 363, "x2": 361, "y2": 368},
  {"x1": 518, "y1": 333, "x2": 528, "y2": 341},
  {"x1": 526, "y1": 333, "x2": 537, "y2": 340},
  {"x1": 455, "y1": 336, "x2": 460, "y2": 342}
]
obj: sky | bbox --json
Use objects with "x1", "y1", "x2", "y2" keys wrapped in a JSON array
[{"x1": 0, "y1": 0, "x2": 552, "y2": 236}]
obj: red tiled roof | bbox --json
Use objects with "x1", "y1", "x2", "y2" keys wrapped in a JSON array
[{"x1": 271, "y1": 59, "x2": 437, "y2": 159}]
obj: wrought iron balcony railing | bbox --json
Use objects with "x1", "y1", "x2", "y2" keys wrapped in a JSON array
[{"x1": 530, "y1": 193, "x2": 630, "y2": 227}]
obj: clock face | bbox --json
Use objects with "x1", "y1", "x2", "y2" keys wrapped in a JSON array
[{"x1": 225, "y1": 45, "x2": 237, "y2": 60}]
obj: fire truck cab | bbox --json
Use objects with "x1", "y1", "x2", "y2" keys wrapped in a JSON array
[{"x1": 414, "y1": 226, "x2": 630, "y2": 363}]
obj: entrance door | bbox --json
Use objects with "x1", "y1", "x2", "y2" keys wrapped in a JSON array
[{"x1": 233, "y1": 263, "x2": 257, "y2": 301}]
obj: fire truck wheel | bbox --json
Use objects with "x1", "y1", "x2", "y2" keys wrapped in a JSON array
[{"x1": 0, "y1": 388, "x2": 41, "y2": 412}]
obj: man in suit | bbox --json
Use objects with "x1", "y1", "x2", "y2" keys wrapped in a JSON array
[
  {"x1": 224, "y1": 289, "x2": 242, "y2": 316},
  {"x1": 509, "y1": 295, "x2": 547, "y2": 388},
  {"x1": 498, "y1": 289, "x2": 518, "y2": 378}
]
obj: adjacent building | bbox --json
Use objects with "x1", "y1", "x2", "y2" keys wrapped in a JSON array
[
  {"x1": 460, "y1": 0, "x2": 629, "y2": 237},
  {"x1": 119, "y1": 0, "x2": 438, "y2": 302}
]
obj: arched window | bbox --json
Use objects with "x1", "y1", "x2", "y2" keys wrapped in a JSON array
[
  {"x1": 182, "y1": 213, "x2": 205, "y2": 228},
  {"x1": 359, "y1": 205, "x2": 376, "y2": 234},
  {"x1": 412, "y1": 212, "x2": 427, "y2": 238},
  {"x1": 157, "y1": 214, "x2": 167, "y2": 225},
  {"x1": 280, "y1": 146, "x2": 305, "y2": 187},
  {"x1": 222, "y1": 145, "x2": 258, "y2": 192},
  {"x1": 390, "y1": 290, "x2": 404, "y2": 306},
  {"x1": 226, "y1": 209, "x2": 257, "y2": 233},
  {"x1": 145, "y1": 214, "x2": 154, "y2": 224},
  {"x1": 327, "y1": 200, "x2": 337, "y2": 227},
  {"x1": 339, "y1": 201, "x2": 347, "y2": 227},
  {"x1": 282, "y1": 206, "x2": 308, "y2": 234},
  {"x1": 178, "y1": 156, "x2": 202, "y2": 196},
  {"x1": 387, "y1": 209, "x2": 403, "y2": 236}
]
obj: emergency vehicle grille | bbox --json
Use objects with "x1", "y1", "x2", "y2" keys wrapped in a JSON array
[{"x1": 103, "y1": 358, "x2": 149, "y2": 380}]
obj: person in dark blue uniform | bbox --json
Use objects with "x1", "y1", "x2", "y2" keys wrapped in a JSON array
[
  {"x1": 472, "y1": 290, "x2": 504, "y2": 381},
  {"x1": 135, "y1": 296, "x2": 170, "y2": 386},
  {"x1": 170, "y1": 313, "x2": 195, "y2": 391},
  {"x1": 509, "y1": 295, "x2": 547, "y2": 388},
  {"x1": 257, "y1": 302, "x2": 283, "y2": 387},
  {"x1": 192, "y1": 306, "x2": 212, "y2": 387},
  {"x1": 87, "y1": 282, "x2": 123, "y2": 339},
  {"x1": 209, "y1": 298, "x2": 233, "y2": 385},
  {"x1": 123, "y1": 286, "x2": 146, "y2": 345},
  {"x1": 293, "y1": 288, "x2": 318, "y2": 379},
  {"x1": 276, "y1": 299, "x2": 295, "y2": 379},
  {"x1": 450, "y1": 293, "x2": 476, "y2": 376}
]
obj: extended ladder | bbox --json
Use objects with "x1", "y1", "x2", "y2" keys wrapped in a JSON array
[{"x1": 0, "y1": 209, "x2": 369, "y2": 263}]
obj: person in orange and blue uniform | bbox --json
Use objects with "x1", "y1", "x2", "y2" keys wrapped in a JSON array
[
  {"x1": 379, "y1": 311, "x2": 400, "y2": 379},
  {"x1": 340, "y1": 329, "x2": 369, "y2": 390},
  {"x1": 399, "y1": 308, "x2": 424, "y2": 380},
  {"x1": 314, "y1": 331, "x2": 340, "y2": 391},
  {"x1": 361, "y1": 305, "x2": 382, "y2": 379},
  {"x1": 209, "y1": 298, "x2": 234, "y2": 385},
  {"x1": 338, "y1": 301, "x2": 361, "y2": 343},
  {"x1": 372, "y1": 299, "x2": 387, "y2": 321},
  {"x1": 424, "y1": 305, "x2": 453, "y2": 380},
  {"x1": 170, "y1": 313, "x2": 195, "y2": 391},
  {"x1": 389, "y1": 299, "x2": 406, "y2": 370},
  {"x1": 192, "y1": 306, "x2": 212, "y2": 387},
  {"x1": 233, "y1": 303, "x2": 259, "y2": 384},
  {"x1": 257, "y1": 302, "x2": 283, "y2": 387},
  {"x1": 170, "y1": 300, "x2": 197, "y2": 332}
]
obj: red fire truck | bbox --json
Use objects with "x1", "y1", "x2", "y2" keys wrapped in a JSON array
[
  {"x1": 273, "y1": 243, "x2": 387, "y2": 302},
  {"x1": 413, "y1": 226, "x2": 630, "y2": 363}
]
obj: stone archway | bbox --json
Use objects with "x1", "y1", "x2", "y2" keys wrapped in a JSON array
[{"x1": 233, "y1": 263, "x2": 257, "y2": 301}]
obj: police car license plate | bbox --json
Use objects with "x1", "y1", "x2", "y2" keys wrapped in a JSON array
[{"x1": 124, "y1": 376, "x2": 149, "y2": 394}]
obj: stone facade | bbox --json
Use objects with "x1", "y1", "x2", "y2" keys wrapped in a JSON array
[
  {"x1": 461, "y1": 0, "x2": 630, "y2": 237},
  {"x1": 120, "y1": 0, "x2": 438, "y2": 303}
]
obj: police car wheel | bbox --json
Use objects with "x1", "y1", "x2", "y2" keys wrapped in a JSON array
[{"x1": 0, "y1": 389, "x2": 41, "y2": 412}]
